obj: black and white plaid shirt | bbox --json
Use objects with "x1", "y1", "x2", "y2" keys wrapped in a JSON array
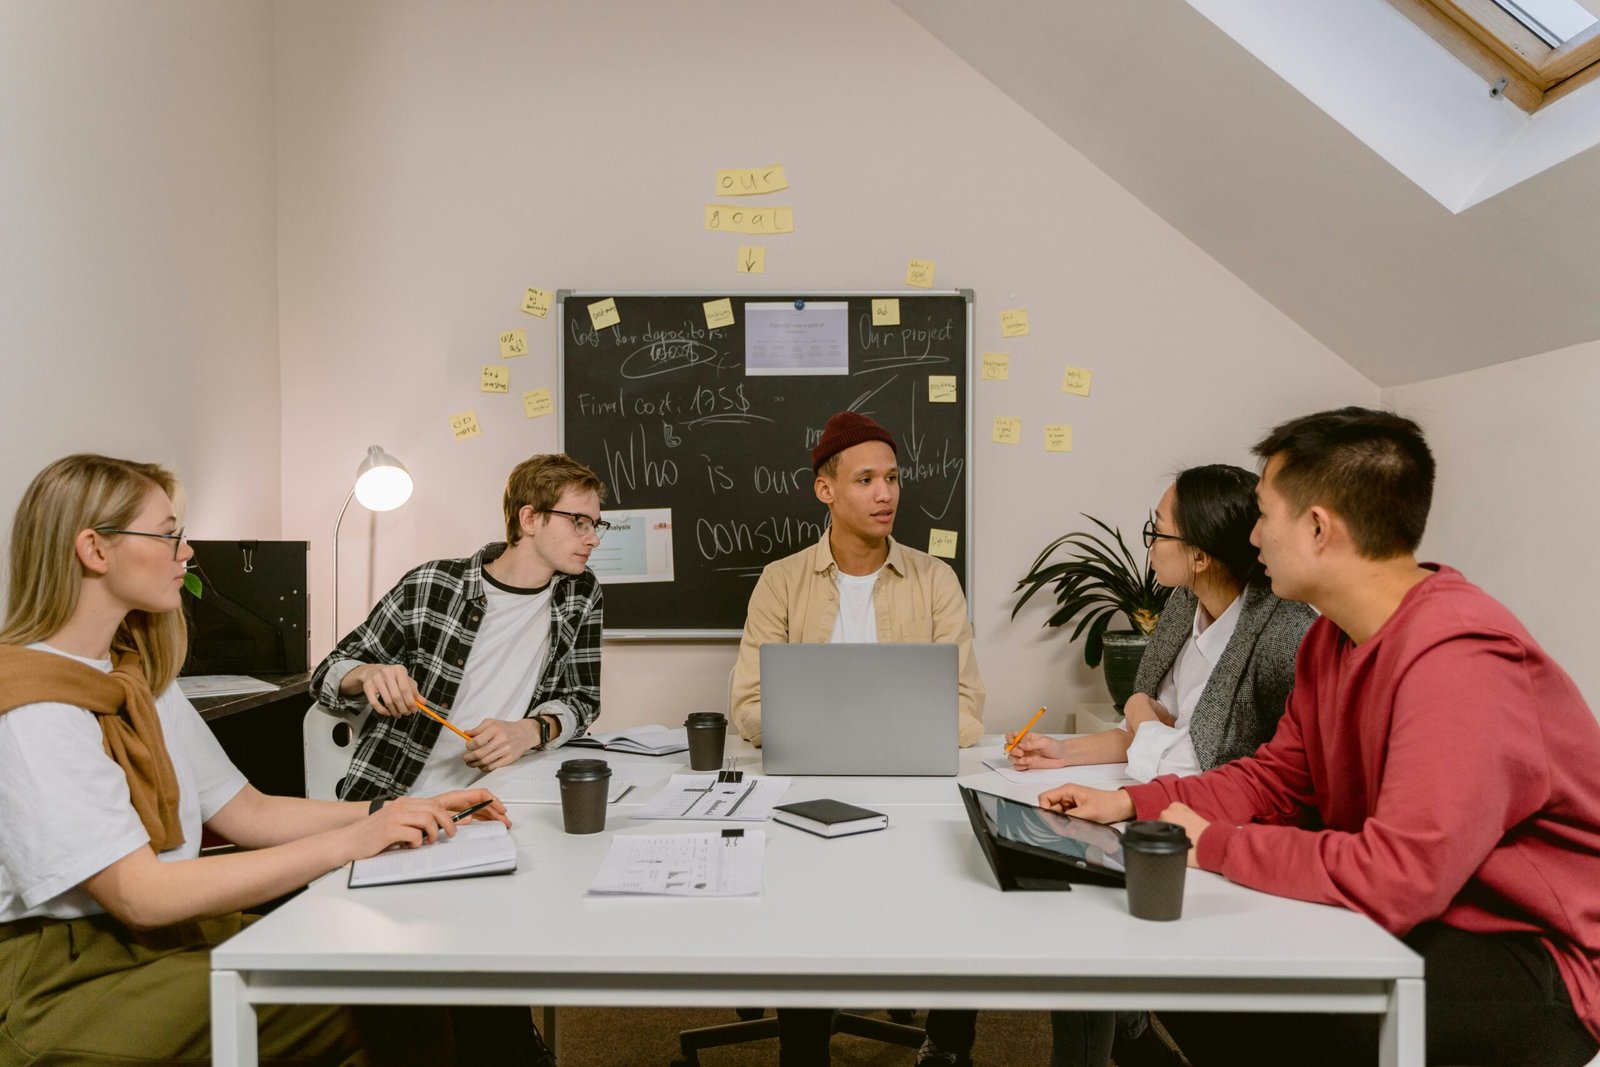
[{"x1": 311, "y1": 542, "x2": 603, "y2": 801}]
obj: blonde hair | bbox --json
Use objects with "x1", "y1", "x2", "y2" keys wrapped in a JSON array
[
  {"x1": 1, "y1": 454, "x2": 188, "y2": 693},
  {"x1": 503, "y1": 454, "x2": 606, "y2": 544}
]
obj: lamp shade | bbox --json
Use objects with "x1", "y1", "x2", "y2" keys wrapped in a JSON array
[{"x1": 352, "y1": 446, "x2": 413, "y2": 512}]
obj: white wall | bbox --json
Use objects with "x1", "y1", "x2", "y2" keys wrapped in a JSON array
[
  {"x1": 275, "y1": 0, "x2": 1375, "y2": 734},
  {"x1": 0, "y1": 1, "x2": 281, "y2": 548},
  {"x1": 1386, "y1": 341, "x2": 1600, "y2": 709}
]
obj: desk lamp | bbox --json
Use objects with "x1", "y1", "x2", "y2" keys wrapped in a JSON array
[{"x1": 332, "y1": 446, "x2": 413, "y2": 640}]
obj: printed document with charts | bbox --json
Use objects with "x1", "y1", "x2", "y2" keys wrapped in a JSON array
[
  {"x1": 631, "y1": 773, "x2": 791, "y2": 821},
  {"x1": 587, "y1": 830, "x2": 766, "y2": 897}
]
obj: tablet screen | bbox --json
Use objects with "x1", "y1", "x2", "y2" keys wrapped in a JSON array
[{"x1": 973, "y1": 792, "x2": 1126, "y2": 873}]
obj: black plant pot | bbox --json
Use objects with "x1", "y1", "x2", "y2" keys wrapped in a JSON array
[{"x1": 1099, "y1": 631, "x2": 1152, "y2": 713}]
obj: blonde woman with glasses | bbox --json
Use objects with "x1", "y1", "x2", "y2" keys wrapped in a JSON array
[{"x1": 0, "y1": 454, "x2": 508, "y2": 1065}]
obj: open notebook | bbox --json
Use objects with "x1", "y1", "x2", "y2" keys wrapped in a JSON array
[{"x1": 347, "y1": 821, "x2": 516, "y2": 888}]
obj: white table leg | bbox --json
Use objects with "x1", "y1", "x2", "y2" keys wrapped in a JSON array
[
  {"x1": 210, "y1": 969, "x2": 259, "y2": 1067},
  {"x1": 1379, "y1": 977, "x2": 1425, "y2": 1067},
  {"x1": 542, "y1": 1006, "x2": 558, "y2": 1056}
]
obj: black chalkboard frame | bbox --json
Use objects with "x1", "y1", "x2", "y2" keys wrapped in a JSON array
[{"x1": 557, "y1": 290, "x2": 974, "y2": 639}]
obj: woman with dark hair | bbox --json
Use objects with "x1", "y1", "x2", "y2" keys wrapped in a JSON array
[
  {"x1": 1007, "y1": 464, "x2": 1316, "y2": 783},
  {"x1": 919, "y1": 466, "x2": 1315, "y2": 1067}
]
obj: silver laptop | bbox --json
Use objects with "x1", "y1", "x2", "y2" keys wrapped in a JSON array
[{"x1": 760, "y1": 643, "x2": 959, "y2": 776}]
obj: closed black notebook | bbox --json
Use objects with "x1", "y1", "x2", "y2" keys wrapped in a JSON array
[{"x1": 772, "y1": 799, "x2": 888, "y2": 838}]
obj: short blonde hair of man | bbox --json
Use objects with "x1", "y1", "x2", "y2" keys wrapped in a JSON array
[
  {"x1": 1, "y1": 454, "x2": 188, "y2": 694},
  {"x1": 503, "y1": 454, "x2": 607, "y2": 545}
]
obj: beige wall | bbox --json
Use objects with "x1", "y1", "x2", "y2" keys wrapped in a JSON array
[
  {"x1": 0, "y1": 1, "x2": 281, "y2": 545},
  {"x1": 274, "y1": 0, "x2": 1375, "y2": 733},
  {"x1": 1385, "y1": 341, "x2": 1600, "y2": 710}
]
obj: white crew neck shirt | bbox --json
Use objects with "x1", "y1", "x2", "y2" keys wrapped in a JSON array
[
  {"x1": 407, "y1": 572, "x2": 555, "y2": 796},
  {"x1": 829, "y1": 567, "x2": 882, "y2": 643},
  {"x1": 1124, "y1": 592, "x2": 1243, "y2": 782},
  {"x1": 0, "y1": 643, "x2": 247, "y2": 922}
]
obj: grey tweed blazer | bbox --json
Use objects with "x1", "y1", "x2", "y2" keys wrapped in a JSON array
[{"x1": 1132, "y1": 583, "x2": 1317, "y2": 771}]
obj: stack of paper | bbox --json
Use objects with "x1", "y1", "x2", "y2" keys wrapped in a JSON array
[
  {"x1": 982, "y1": 757, "x2": 1131, "y2": 786},
  {"x1": 631, "y1": 774, "x2": 791, "y2": 822},
  {"x1": 587, "y1": 830, "x2": 766, "y2": 897}
]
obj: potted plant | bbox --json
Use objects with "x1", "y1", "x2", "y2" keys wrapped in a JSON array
[{"x1": 1012, "y1": 515, "x2": 1172, "y2": 712}]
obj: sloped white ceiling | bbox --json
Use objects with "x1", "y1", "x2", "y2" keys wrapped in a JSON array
[{"x1": 893, "y1": 0, "x2": 1600, "y2": 386}]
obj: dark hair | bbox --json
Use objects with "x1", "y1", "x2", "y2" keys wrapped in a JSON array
[
  {"x1": 1251, "y1": 406, "x2": 1434, "y2": 559},
  {"x1": 1171, "y1": 465, "x2": 1263, "y2": 587}
]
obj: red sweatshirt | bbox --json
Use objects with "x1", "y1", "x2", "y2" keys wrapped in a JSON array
[{"x1": 1125, "y1": 565, "x2": 1600, "y2": 1040}]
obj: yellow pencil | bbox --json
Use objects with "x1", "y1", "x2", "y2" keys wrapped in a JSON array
[
  {"x1": 1005, "y1": 706, "x2": 1047, "y2": 754},
  {"x1": 414, "y1": 698, "x2": 474, "y2": 742}
]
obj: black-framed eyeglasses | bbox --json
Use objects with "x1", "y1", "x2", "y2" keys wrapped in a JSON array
[
  {"x1": 541, "y1": 510, "x2": 611, "y2": 541},
  {"x1": 1141, "y1": 518, "x2": 1183, "y2": 550},
  {"x1": 94, "y1": 526, "x2": 188, "y2": 560}
]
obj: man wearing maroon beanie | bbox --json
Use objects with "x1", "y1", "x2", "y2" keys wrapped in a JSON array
[{"x1": 730, "y1": 409, "x2": 986, "y2": 1066}]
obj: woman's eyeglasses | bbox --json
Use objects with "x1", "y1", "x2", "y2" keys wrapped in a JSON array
[
  {"x1": 1141, "y1": 519, "x2": 1183, "y2": 549},
  {"x1": 94, "y1": 526, "x2": 188, "y2": 560}
]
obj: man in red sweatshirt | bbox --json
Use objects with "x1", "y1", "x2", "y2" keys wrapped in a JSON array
[{"x1": 1043, "y1": 407, "x2": 1600, "y2": 1067}]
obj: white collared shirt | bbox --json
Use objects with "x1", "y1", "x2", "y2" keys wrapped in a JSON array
[{"x1": 1124, "y1": 592, "x2": 1243, "y2": 782}]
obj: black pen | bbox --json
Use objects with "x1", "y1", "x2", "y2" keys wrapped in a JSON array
[{"x1": 451, "y1": 799, "x2": 494, "y2": 823}]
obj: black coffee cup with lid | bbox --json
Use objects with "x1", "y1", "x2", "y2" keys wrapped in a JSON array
[
  {"x1": 684, "y1": 711, "x2": 728, "y2": 771},
  {"x1": 1121, "y1": 820, "x2": 1191, "y2": 921},
  {"x1": 555, "y1": 758, "x2": 611, "y2": 834}
]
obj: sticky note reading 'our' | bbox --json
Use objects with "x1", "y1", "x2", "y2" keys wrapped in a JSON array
[
  {"x1": 715, "y1": 164, "x2": 789, "y2": 196},
  {"x1": 519, "y1": 288, "x2": 553, "y2": 318},
  {"x1": 906, "y1": 258, "x2": 936, "y2": 288},
  {"x1": 1045, "y1": 424, "x2": 1073, "y2": 452},
  {"x1": 588, "y1": 298, "x2": 621, "y2": 331},
  {"x1": 872, "y1": 299, "x2": 900, "y2": 326},
  {"x1": 981, "y1": 352, "x2": 1010, "y2": 380},
  {"x1": 737, "y1": 246, "x2": 766, "y2": 274},
  {"x1": 1000, "y1": 308, "x2": 1030, "y2": 337},
  {"x1": 928, "y1": 529, "x2": 959, "y2": 559},
  {"x1": 927, "y1": 376, "x2": 957, "y2": 404},
  {"x1": 450, "y1": 410, "x2": 482, "y2": 441},
  {"x1": 704, "y1": 298, "x2": 735, "y2": 330},
  {"x1": 992, "y1": 417, "x2": 1022, "y2": 445},
  {"x1": 1062, "y1": 367, "x2": 1093, "y2": 397},
  {"x1": 523, "y1": 388, "x2": 554, "y2": 419},
  {"x1": 481, "y1": 365, "x2": 509, "y2": 393},
  {"x1": 499, "y1": 329, "x2": 527, "y2": 358}
]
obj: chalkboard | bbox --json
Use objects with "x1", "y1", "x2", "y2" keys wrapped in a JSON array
[{"x1": 558, "y1": 291, "x2": 973, "y2": 638}]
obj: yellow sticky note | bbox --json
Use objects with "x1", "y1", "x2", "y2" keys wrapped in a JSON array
[
  {"x1": 737, "y1": 245, "x2": 766, "y2": 273},
  {"x1": 872, "y1": 299, "x2": 900, "y2": 326},
  {"x1": 704, "y1": 298, "x2": 735, "y2": 330},
  {"x1": 1001, "y1": 308, "x2": 1030, "y2": 337},
  {"x1": 714, "y1": 164, "x2": 789, "y2": 196},
  {"x1": 481, "y1": 365, "x2": 509, "y2": 393},
  {"x1": 981, "y1": 352, "x2": 1010, "y2": 380},
  {"x1": 450, "y1": 410, "x2": 482, "y2": 441},
  {"x1": 906, "y1": 258, "x2": 936, "y2": 288},
  {"x1": 992, "y1": 416, "x2": 1022, "y2": 445},
  {"x1": 928, "y1": 375, "x2": 957, "y2": 404},
  {"x1": 704, "y1": 204, "x2": 795, "y2": 234},
  {"x1": 1045, "y1": 424, "x2": 1073, "y2": 452},
  {"x1": 928, "y1": 529, "x2": 959, "y2": 559},
  {"x1": 519, "y1": 288, "x2": 552, "y2": 318},
  {"x1": 522, "y1": 388, "x2": 554, "y2": 419},
  {"x1": 1061, "y1": 366, "x2": 1093, "y2": 397},
  {"x1": 498, "y1": 329, "x2": 527, "y2": 359},
  {"x1": 588, "y1": 297, "x2": 620, "y2": 331}
]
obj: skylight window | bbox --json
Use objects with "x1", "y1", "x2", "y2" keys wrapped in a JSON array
[
  {"x1": 1493, "y1": 0, "x2": 1597, "y2": 46},
  {"x1": 1396, "y1": 0, "x2": 1600, "y2": 110}
]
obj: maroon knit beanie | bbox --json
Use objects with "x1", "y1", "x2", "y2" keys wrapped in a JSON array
[{"x1": 810, "y1": 411, "x2": 898, "y2": 472}]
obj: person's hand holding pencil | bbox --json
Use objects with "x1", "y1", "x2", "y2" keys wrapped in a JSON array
[{"x1": 1006, "y1": 707, "x2": 1070, "y2": 770}]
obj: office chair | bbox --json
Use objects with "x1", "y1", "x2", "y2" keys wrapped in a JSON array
[
  {"x1": 673, "y1": 1009, "x2": 924, "y2": 1067},
  {"x1": 302, "y1": 701, "x2": 368, "y2": 799}
]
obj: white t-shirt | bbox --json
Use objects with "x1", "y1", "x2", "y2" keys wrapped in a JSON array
[
  {"x1": 0, "y1": 643, "x2": 248, "y2": 922},
  {"x1": 1124, "y1": 593, "x2": 1243, "y2": 782},
  {"x1": 407, "y1": 574, "x2": 556, "y2": 796},
  {"x1": 829, "y1": 568, "x2": 882, "y2": 644}
]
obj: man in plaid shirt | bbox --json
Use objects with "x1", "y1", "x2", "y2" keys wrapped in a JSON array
[{"x1": 312, "y1": 453, "x2": 606, "y2": 803}]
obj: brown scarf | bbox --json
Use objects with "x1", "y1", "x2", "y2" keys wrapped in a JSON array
[{"x1": 0, "y1": 645, "x2": 184, "y2": 852}]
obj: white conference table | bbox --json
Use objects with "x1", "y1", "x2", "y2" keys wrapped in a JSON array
[{"x1": 211, "y1": 737, "x2": 1424, "y2": 1066}]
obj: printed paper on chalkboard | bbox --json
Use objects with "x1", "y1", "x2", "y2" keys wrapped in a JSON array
[
  {"x1": 590, "y1": 509, "x2": 675, "y2": 584},
  {"x1": 744, "y1": 302, "x2": 849, "y2": 376}
]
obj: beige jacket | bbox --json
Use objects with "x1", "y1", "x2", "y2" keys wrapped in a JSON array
[{"x1": 730, "y1": 534, "x2": 985, "y2": 747}]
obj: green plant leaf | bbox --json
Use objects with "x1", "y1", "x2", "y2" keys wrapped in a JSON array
[{"x1": 182, "y1": 572, "x2": 203, "y2": 599}]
